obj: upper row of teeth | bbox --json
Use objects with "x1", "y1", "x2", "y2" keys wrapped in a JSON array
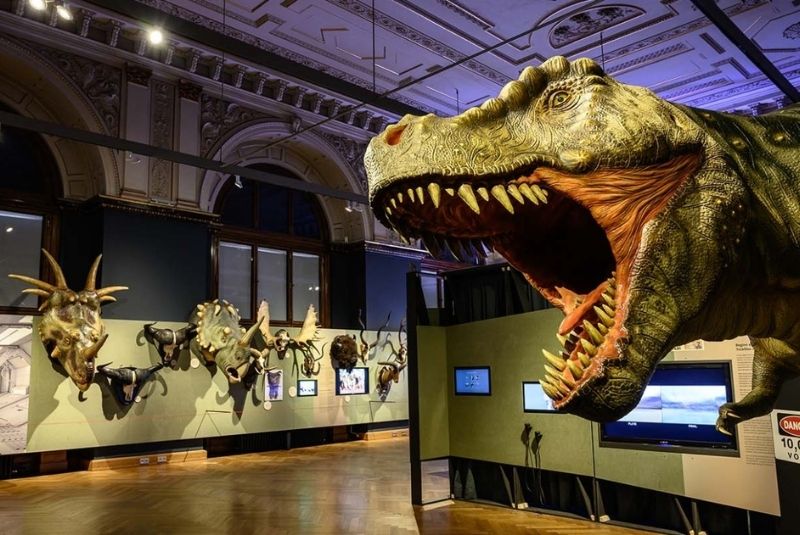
[
  {"x1": 385, "y1": 181, "x2": 549, "y2": 218},
  {"x1": 540, "y1": 279, "x2": 617, "y2": 400}
]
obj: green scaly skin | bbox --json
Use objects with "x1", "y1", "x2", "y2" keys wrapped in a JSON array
[{"x1": 364, "y1": 56, "x2": 800, "y2": 434}]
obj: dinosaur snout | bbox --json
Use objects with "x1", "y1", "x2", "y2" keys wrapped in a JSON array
[{"x1": 384, "y1": 123, "x2": 407, "y2": 146}]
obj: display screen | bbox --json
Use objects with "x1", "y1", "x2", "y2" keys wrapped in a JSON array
[
  {"x1": 600, "y1": 362, "x2": 737, "y2": 454},
  {"x1": 523, "y1": 381, "x2": 557, "y2": 412},
  {"x1": 335, "y1": 368, "x2": 369, "y2": 395},
  {"x1": 297, "y1": 379, "x2": 318, "y2": 397},
  {"x1": 454, "y1": 367, "x2": 491, "y2": 396}
]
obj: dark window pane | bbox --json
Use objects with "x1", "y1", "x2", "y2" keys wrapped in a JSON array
[
  {"x1": 0, "y1": 210, "x2": 43, "y2": 308},
  {"x1": 293, "y1": 192, "x2": 322, "y2": 239},
  {"x1": 257, "y1": 247, "x2": 287, "y2": 322},
  {"x1": 292, "y1": 253, "x2": 319, "y2": 321},
  {"x1": 258, "y1": 184, "x2": 290, "y2": 233},
  {"x1": 220, "y1": 178, "x2": 254, "y2": 228},
  {"x1": 218, "y1": 241, "x2": 252, "y2": 315}
]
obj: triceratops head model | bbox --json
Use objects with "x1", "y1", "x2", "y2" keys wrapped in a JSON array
[
  {"x1": 367, "y1": 55, "x2": 800, "y2": 432},
  {"x1": 189, "y1": 299, "x2": 264, "y2": 385},
  {"x1": 9, "y1": 250, "x2": 128, "y2": 391}
]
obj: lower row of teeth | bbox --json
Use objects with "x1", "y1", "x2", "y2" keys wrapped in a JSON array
[{"x1": 540, "y1": 278, "x2": 617, "y2": 400}]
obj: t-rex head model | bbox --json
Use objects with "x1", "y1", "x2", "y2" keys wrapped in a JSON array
[
  {"x1": 8, "y1": 250, "x2": 128, "y2": 391},
  {"x1": 366, "y1": 56, "x2": 800, "y2": 432}
]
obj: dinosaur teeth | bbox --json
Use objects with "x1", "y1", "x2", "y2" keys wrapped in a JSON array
[
  {"x1": 540, "y1": 381, "x2": 561, "y2": 399},
  {"x1": 567, "y1": 359, "x2": 584, "y2": 379},
  {"x1": 532, "y1": 184, "x2": 548, "y2": 203},
  {"x1": 602, "y1": 303, "x2": 615, "y2": 317},
  {"x1": 445, "y1": 187, "x2": 455, "y2": 196},
  {"x1": 556, "y1": 334, "x2": 567, "y2": 347},
  {"x1": 578, "y1": 351, "x2": 591, "y2": 367},
  {"x1": 457, "y1": 184, "x2": 481, "y2": 214},
  {"x1": 506, "y1": 184, "x2": 524, "y2": 204},
  {"x1": 416, "y1": 186, "x2": 425, "y2": 204},
  {"x1": 580, "y1": 338, "x2": 597, "y2": 356},
  {"x1": 582, "y1": 320, "x2": 604, "y2": 345},
  {"x1": 477, "y1": 186, "x2": 490, "y2": 201},
  {"x1": 543, "y1": 349, "x2": 566, "y2": 371},
  {"x1": 407, "y1": 188, "x2": 416, "y2": 203},
  {"x1": 602, "y1": 293, "x2": 616, "y2": 308},
  {"x1": 594, "y1": 306, "x2": 614, "y2": 327},
  {"x1": 397, "y1": 192, "x2": 404, "y2": 203},
  {"x1": 518, "y1": 183, "x2": 539, "y2": 205},
  {"x1": 428, "y1": 183, "x2": 441, "y2": 208},
  {"x1": 490, "y1": 185, "x2": 514, "y2": 214}
]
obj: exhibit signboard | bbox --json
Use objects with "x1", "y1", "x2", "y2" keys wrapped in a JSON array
[{"x1": 772, "y1": 409, "x2": 800, "y2": 465}]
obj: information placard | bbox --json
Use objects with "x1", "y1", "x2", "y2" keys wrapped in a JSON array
[{"x1": 772, "y1": 409, "x2": 800, "y2": 464}]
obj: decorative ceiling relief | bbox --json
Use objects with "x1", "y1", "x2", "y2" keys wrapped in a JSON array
[
  {"x1": 549, "y1": 6, "x2": 644, "y2": 49},
  {"x1": 22, "y1": 39, "x2": 121, "y2": 136},
  {"x1": 200, "y1": 95, "x2": 276, "y2": 156},
  {"x1": 784, "y1": 22, "x2": 800, "y2": 40}
]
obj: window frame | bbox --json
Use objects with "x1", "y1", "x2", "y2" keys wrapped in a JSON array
[{"x1": 212, "y1": 170, "x2": 330, "y2": 327}]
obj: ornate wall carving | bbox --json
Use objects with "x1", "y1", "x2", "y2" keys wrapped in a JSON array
[
  {"x1": 200, "y1": 95, "x2": 275, "y2": 156},
  {"x1": 149, "y1": 79, "x2": 175, "y2": 201},
  {"x1": 319, "y1": 132, "x2": 368, "y2": 194},
  {"x1": 549, "y1": 6, "x2": 644, "y2": 49},
  {"x1": 23, "y1": 39, "x2": 121, "y2": 136}
]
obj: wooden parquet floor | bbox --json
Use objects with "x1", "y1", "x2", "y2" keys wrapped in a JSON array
[{"x1": 0, "y1": 437, "x2": 655, "y2": 535}]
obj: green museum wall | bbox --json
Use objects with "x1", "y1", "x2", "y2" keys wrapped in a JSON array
[
  {"x1": 418, "y1": 326, "x2": 449, "y2": 460},
  {"x1": 26, "y1": 318, "x2": 408, "y2": 452}
]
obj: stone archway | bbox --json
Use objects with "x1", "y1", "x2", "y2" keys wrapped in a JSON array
[
  {"x1": 200, "y1": 120, "x2": 371, "y2": 243},
  {"x1": 0, "y1": 36, "x2": 120, "y2": 198}
]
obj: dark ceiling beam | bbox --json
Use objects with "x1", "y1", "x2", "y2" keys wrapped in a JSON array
[
  {"x1": 84, "y1": 0, "x2": 425, "y2": 117},
  {"x1": 689, "y1": 0, "x2": 800, "y2": 103},
  {"x1": 0, "y1": 110, "x2": 368, "y2": 203}
]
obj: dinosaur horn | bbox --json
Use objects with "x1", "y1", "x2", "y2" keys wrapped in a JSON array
[
  {"x1": 84, "y1": 254, "x2": 102, "y2": 291},
  {"x1": 97, "y1": 363, "x2": 125, "y2": 381},
  {"x1": 96, "y1": 286, "x2": 129, "y2": 300},
  {"x1": 7, "y1": 275, "x2": 57, "y2": 293},
  {"x1": 82, "y1": 333, "x2": 108, "y2": 360},
  {"x1": 41, "y1": 249, "x2": 68, "y2": 290},
  {"x1": 239, "y1": 316, "x2": 265, "y2": 346}
]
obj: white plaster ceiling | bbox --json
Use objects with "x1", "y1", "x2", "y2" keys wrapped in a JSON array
[{"x1": 136, "y1": 0, "x2": 800, "y2": 115}]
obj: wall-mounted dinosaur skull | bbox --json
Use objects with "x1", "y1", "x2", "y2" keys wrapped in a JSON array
[
  {"x1": 189, "y1": 299, "x2": 264, "y2": 386},
  {"x1": 143, "y1": 323, "x2": 197, "y2": 366},
  {"x1": 8, "y1": 250, "x2": 128, "y2": 391}
]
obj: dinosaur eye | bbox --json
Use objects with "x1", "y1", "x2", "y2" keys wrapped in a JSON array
[{"x1": 548, "y1": 90, "x2": 571, "y2": 108}]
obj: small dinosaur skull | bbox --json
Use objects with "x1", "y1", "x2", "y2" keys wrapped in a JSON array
[{"x1": 274, "y1": 329, "x2": 291, "y2": 357}]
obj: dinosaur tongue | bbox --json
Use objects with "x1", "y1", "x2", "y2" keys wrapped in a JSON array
[{"x1": 558, "y1": 281, "x2": 610, "y2": 335}]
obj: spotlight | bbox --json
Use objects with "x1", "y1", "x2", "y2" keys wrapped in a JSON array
[
  {"x1": 234, "y1": 175, "x2": 243, "y2": 189},
  {"x1": 28, "y1": 0, "x2": 46, "y2": 11},
  {"x1": 125, "y1": 151, "x2": 141, "y2": 165},
  {"x1": 148, "y1": 28, "x2": 163, "y2": 45},
  {"x1": 5, "y1": 227, "x2": 13, "y2": 233},
  {"x1": 55, "y1": 3, "x2": 73, "y2": 20}
]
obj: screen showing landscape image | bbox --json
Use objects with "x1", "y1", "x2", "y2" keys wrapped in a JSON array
[
  {"x1": 523, "y1": 382, "x2": 556, "y2": 412},
  {"x1": 454, "y1": 367, "x2": 491, "y2": 395},
  {"x1": 601, "y1": 362, "x2": 736, "y2": 452}
]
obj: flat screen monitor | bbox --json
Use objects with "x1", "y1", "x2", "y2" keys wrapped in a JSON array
[
  {"x1": 335, "y1": 367, "x2": 369, "y2": 395},
  {"x1": 297, "y1": 379, "x2": 318, "y2": 397},
  {"x1": 454, "y1": 367, "x2": 491, "y2": 396},
  {"x1": 523, "y1": 381, "x2": 557, "y2": 412},
  {"x1": 600, "y1": 361, "x2": 737, "y2": 455}
]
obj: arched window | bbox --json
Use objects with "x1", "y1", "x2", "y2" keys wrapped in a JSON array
[
  {"x1": 0, "y1": 102, "x2": 60, "y2": 313},
  {"x1": 214, "y1": 163, "x2": 329, "y2": 326}
]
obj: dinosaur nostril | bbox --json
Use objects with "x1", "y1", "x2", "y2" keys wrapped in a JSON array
[{"x1": 385, "y1": 124, "x2": 407, "y2": 146}]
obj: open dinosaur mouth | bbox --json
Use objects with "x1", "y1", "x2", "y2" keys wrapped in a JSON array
[{"x1": 371, "y1": 153, "x2": 700, "y2": 408}]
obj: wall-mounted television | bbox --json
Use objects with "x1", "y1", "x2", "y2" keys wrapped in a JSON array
[
  {"x1": 523, "y1": 381, "x2": 557, "y2": 413},
  {"x1": 297, "y1": 379, "x2": 318, "y2": 397},
  {"x1": 600, "y1": 361, "x2": 737, "y2": 455},
  {"x1": 454, "y1": 367, "x2": 491, "y2": 396},
  {"x1": 335, "y1": 368, "x2": 369, "y2": 395}
]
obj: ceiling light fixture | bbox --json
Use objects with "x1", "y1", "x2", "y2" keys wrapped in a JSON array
[
  {"x1": 148, "y1": 28, "x2": 164, "y2": 45},
  {"x1": 234, "y1": 175, "x2": 243, "y2": 189},
  {"x1": 55, "y1": 2, "x2": 73, "y2": 20},
  {"x1": 345, "y1": 200, "x2": 363, "y2": 213},
  {"x1": 5, "y1": 227, "x2": 13, "y2": 233},
  {"x1": 125, "y1": 151, "x2": 141, "y2": 165},
  {"x1": 28, "y1": 0, "x2": 46, "y2": 11}
]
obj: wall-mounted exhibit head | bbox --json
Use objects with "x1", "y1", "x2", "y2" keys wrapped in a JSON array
[
  {"x1": 330, "y1": 334, "x2": 359, "y2": 371},
  {"x1": 8, "y1": 250, "x2": 128, "y2": 391},
  {"x1": 366, "y1": 54, "x2": 800, "y2": 429},
  {"x1": 97, "y1": 362, "x2": 164, "y2": 405},
  {"x1": 143, "y1": 322, "x2": 198, "y2": 366},
  {"x1": 357, "y1": 310, "x2": 390, "y2": 365},
  {"x1": 377, "y1": 320, "x2": 408, "y2": 400},
  {"x1": 257, "y1": 301, "x2": 320, "y2": 360},
  {"x1": 190, "y1": 299, "x2": 264, "y2": 385}
]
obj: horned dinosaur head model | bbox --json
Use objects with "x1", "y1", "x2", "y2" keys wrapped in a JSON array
[
  {"x1": 9, "y1": 250, "x2": 128, "y2": 391},
  {"x1": 366, "y1": 55, "x2": 800, "y2": 434},
  {"x1": 190, "y1": 299, "x2": 264, "y2": 386}
]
